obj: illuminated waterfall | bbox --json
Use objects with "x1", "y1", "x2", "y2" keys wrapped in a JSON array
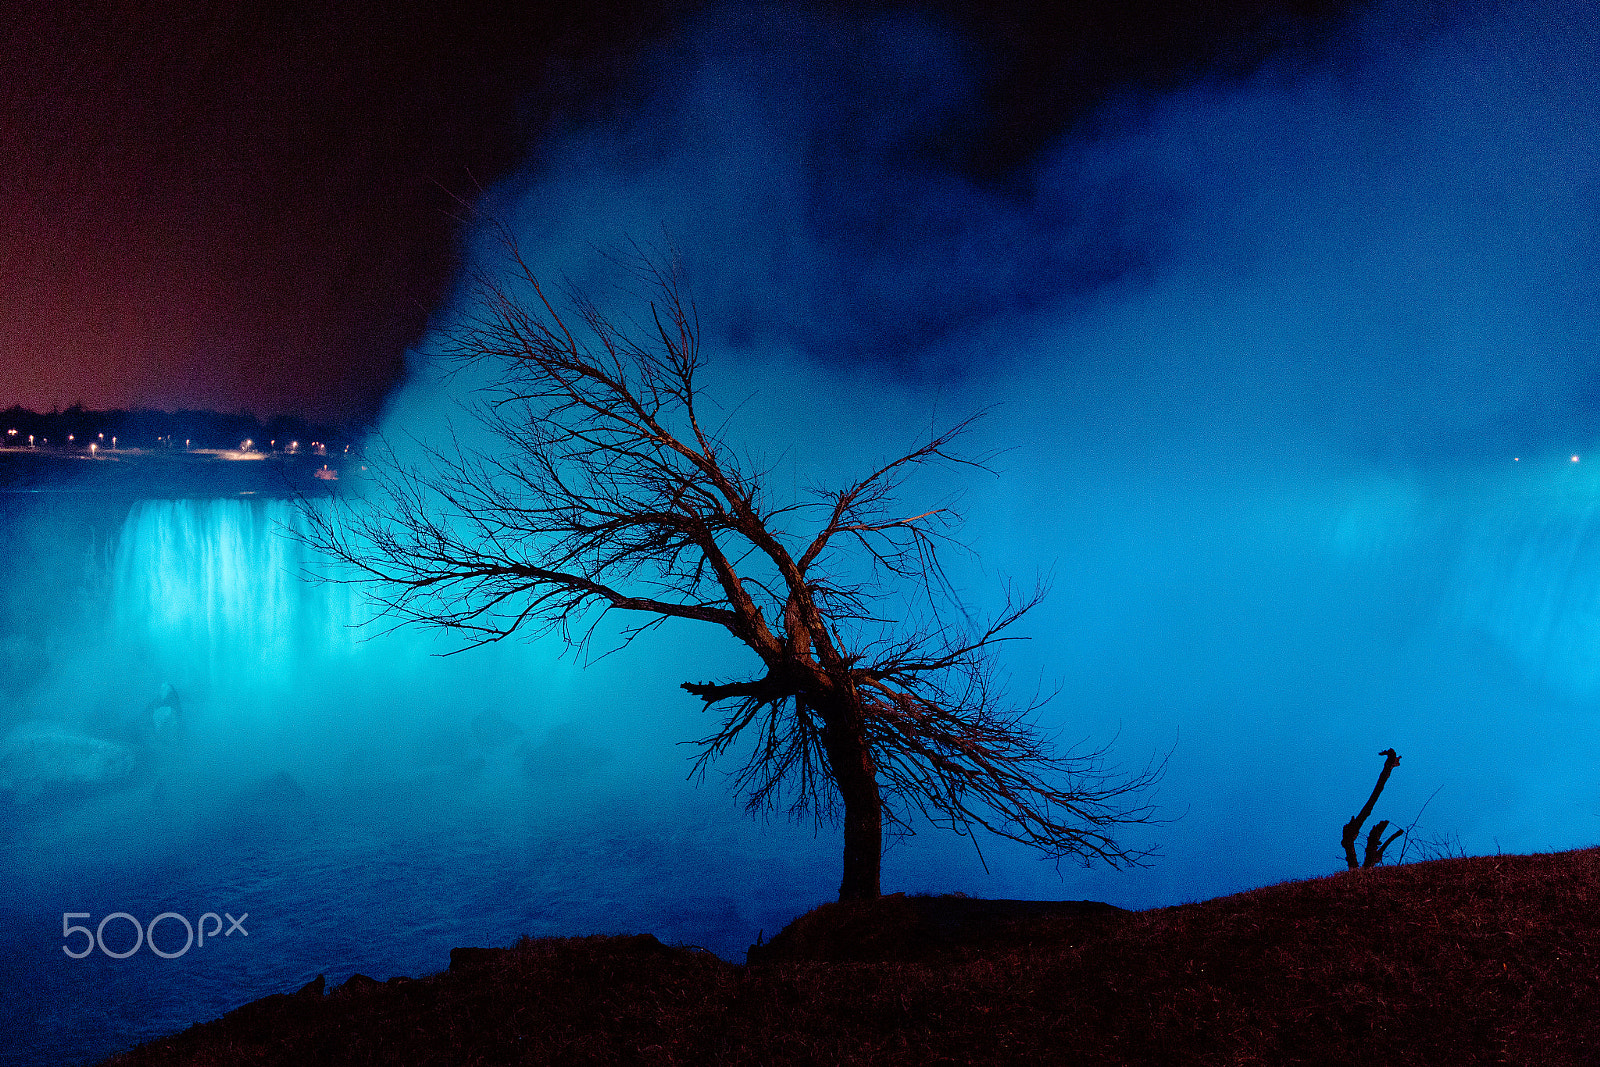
[
  {"x1": 1446, "y1": 467, "x2": 1600, "y2": 700},
  {"x1": 109, "y1": 499, "x2": 369, "y2": 700},
  {"x1": 97, "y1": 497, "x2": 594, "y2": 782}
]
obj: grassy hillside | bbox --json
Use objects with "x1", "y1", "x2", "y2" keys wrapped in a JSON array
[{"x1": 99, "y1": 847, "x2": 1600, "y2": 1065}]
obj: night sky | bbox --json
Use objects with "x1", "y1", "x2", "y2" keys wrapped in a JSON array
[{"x1": 2, "y1": 0, "x2": 1359, "y2": 429}]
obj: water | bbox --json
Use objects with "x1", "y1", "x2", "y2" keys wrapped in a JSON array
[
  {"x1": 1, "y1": 759, "x2": 829, "y2": 1065},
  {"x1": 0, "y1": 496, "x2": 845, "y2": 1065},
  {"x1": 5, "y1": 469, "x2": 1600, "y2": 1064}
]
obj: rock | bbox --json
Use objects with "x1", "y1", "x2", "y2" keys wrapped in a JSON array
[
  {"x1": 0, "y1": 636, "x2": 49, "y2": 699},
  {"x1": 470, "y1": 709, "x2": 524, "y2": 749},
  {"x1": 748, "y1": 893, "x2": 1130, "y2": 965},
  {"x1": 147, "y1": 682, "x2": 184, "y2": 743},
  {"x1": 338, "y1": 973, "x2": 380, "y2": 994},
  {"x1": 612, "y1": 933, "x2": 678, "y2": 957},
  {"x1": 517, "y1": 723, "x2": 613, "y2": 780},
  {"x1": 224, "y1": 992, "x2": 291, "y2": 1024},
  {"x1": 0, "y1": 721, "x2": 137, "y2": 802},
  {"x1": 296, "y1": 974, "x2": 325, "y2": 999},
  {"x1": 249, "y1": 770, "x2": 306, "y2": 802},
  {"x1": 449, "y1": 946, "x2": 506, "y2": 973}
]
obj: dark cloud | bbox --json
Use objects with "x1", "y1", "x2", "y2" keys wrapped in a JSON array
[
  {"x1": 455, "y1": 1, "x2": 1366, "y2": 399},
  {"x1": 0, "y1": 0, "x2": 1360, "y2": 428}
]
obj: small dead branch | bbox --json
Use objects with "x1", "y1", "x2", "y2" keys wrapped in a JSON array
[{"x1": 1342, "y1": 748, "x2": 1405, "y2": 870}]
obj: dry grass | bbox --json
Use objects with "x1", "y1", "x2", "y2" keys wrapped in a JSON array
[{"x1": 100, "y1": 847, "x2": 1600, "y2": 1065}]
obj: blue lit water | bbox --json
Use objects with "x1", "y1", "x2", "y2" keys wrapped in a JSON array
[
  {"x1": 1, "y1": 749, "x2": 834, "y2": 1066},
  {"x1": 0, "y1": 495, "x2": 988, "y2": 1065},
  {"x1": 6, "y1": 466, "x2": 1600, "y2": 1064}
]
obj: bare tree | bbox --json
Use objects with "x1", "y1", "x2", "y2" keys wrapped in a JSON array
[{"x1": 300, "y1": 243, "x2": 1163, "y2": 901}]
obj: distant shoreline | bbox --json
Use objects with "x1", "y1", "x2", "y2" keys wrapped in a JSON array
[{"x1": 0, "y1": 447, "x2": 349, "y2": 499}]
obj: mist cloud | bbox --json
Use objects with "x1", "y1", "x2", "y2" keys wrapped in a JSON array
[
  {"x1": 377, "y1": 0, "x2": 1600, "y2": 900},
  {"x1": 390, "y1": 0, "x2": 1599, "y2": 475}
]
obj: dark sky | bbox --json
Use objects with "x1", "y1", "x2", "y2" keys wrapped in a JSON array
[{"x1": 0, "y1": 0, "x2": 1356, "y2": 429}]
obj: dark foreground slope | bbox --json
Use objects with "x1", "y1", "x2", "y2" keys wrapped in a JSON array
[{"x1": 100, "y1": 847, "x2": 1600, "y2": 1066}]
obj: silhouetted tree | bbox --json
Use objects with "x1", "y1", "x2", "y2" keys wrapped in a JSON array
[{"x1": 300, "y1": 243, "x2": 1163, "y2": 900}]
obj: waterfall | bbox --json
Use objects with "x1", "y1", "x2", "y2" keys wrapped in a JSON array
[
  {"x1": 110, "y1": 499, "x2": 367, "y2": 690},
  {"x1": 1447, "y1": 468, "x2": 1600, "y2": 700},
  {"x1": 11, "y1": 466, "x2": 1600, "y2": 1067},
  {"x1": 94, "y1": 496, "x2": 591, "y2": 783}
]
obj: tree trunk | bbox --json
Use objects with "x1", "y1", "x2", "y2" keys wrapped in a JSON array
[{"x1": 824, "y1": 710, "x2": 883, "y2": 901}]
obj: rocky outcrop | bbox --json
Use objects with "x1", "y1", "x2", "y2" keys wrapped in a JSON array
[
  {"x1": 747, "y1": 892, "x2": 1128, "y2": 965},
  {"x1": 0, "y1": 721, "x2": 138, "y2": 802}
]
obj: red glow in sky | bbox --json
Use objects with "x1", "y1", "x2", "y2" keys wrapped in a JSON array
[{"x1": 0, "y1": 0, "x2": 1357, "y2": 429}]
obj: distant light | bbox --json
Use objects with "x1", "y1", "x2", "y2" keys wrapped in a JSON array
[
  {"x1": 1514, "y1": 457, "x2": 1520, "y2": 462},
  {"x1": 1574, "y1": 455, "x2": 1581, "y2": 463},
  {"x1": 67, "y1": 434, "x2": 74, "y2": 442},
  {"x1": 5, "y1": 429, "x2": 15, "y2": 436}
]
